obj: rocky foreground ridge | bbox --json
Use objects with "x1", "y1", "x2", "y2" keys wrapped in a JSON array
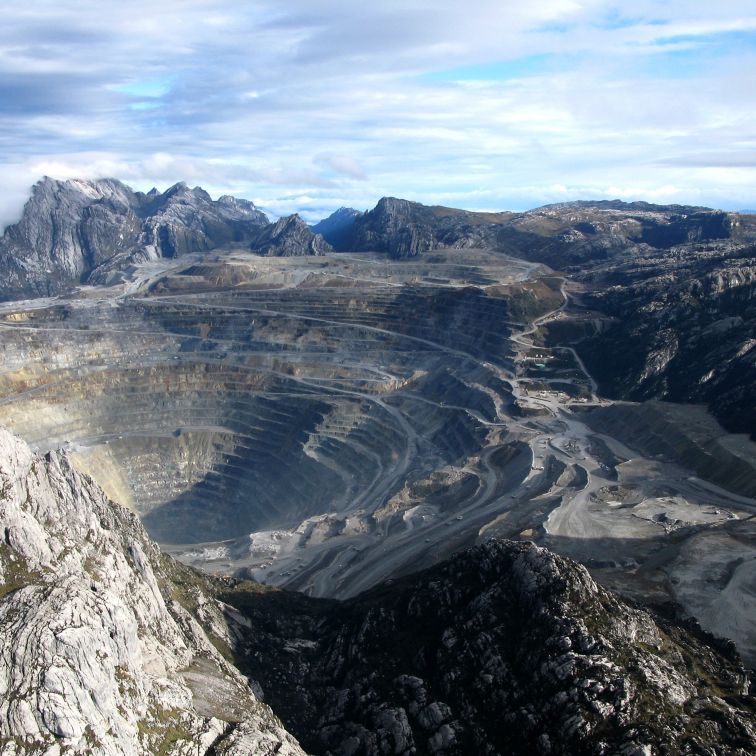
[
  {"x1": 0, "y1": 427, "x2": 304, "y2": 755},
  {"x1": 221, "y1": 542, "x2": 756, "y2": 755},
  {"x1": 1, "y1": 428, "x2": 755, "y2": 754}
]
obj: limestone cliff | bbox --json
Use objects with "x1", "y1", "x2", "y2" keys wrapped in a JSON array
[{"x1": 0, "y1": 428, "x2": 303, "y2": 755}]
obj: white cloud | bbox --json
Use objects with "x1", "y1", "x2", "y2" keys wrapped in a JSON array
[
  {"x1": 0, "y1": 0, "x2": 754, "y2": 227},
  {"x1": 314, "y1": 153, "x2": 367, "y2": 180}
]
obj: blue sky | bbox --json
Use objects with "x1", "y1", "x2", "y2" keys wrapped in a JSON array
[{"x1": 0, "y1": 1, "x2": 755, "y2": 225}]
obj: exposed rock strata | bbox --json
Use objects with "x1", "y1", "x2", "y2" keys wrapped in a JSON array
[
  {"x1": 0, "y1": 428, "x2": 304, "y2": 755},
  {"x1": 315, "y1": 195, "x2": 756, "y2": 437}
]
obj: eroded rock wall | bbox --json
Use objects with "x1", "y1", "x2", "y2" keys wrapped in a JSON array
[{"x1": 0, "y1": 428, "x2": 303, "y2": 755}]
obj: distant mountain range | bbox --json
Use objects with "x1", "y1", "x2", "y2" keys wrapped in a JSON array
[
  {"x1": 0, "y1": 178, "x2": 334, "y2": 300},
  {"x1": 5, "y1": 178, "x2": 751, "y2": 303}
]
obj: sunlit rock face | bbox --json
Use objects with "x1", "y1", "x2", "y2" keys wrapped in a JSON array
[{"x1": 0, "y1": 427, "x2": 305, "y2": 755}]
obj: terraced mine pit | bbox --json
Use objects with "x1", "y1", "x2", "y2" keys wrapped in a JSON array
[{"x1": 1, "y1": 246, "x2": 756, "y2": 664}]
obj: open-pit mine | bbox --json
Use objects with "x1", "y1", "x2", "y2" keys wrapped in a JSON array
[{"x1": 2, "y1": 219, "x2": 755, "y2": 670}]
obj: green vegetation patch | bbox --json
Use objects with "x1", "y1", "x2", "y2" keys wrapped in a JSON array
[
  {"x1": 0, "y1": 542, "x2": 41, "y2": 599},
  {"x1": 137, "y1": 705, "x2": 193, "y2": 756}
]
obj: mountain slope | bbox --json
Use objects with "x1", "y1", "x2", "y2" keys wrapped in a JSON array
[
  {"x1": 311, "y1": 207, "x2": 362, "y2": 250},
  {"x1": 572, "y1": 244, "x2": 756, "y2": 439},
  {"x1": 0, "y1": 178, "x2": 269, "y2": 300},
  {"x1": 250, "y1": 214, "x2": 332, "y2": 256},
  {"x1": 1, "y1": 426, "x2": 755, "y2": 754},
  {"x1": 220, "y1": 539, "x2": 756, "y2": 755},
  {"x1": 505, "y1": 203, "x2": 756, "y2": 438},
  {"x1": 349, "y1": 197, "x2": 513, "y2": 257},
  {"x1": 0, "y1": 427, "x2": 303, "y2": 755}
]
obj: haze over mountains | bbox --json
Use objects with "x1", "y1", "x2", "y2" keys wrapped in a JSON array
[{"x1": 1, "y1": 177, "x2": 755, "y2": 754}]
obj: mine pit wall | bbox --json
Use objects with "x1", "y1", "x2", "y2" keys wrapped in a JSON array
[
  {"x1": 583, "y1": 402, "x2": 756, "y2": 499},
  {"x1": 0, "y1": 278, "x2": 518, "y2": 549}
]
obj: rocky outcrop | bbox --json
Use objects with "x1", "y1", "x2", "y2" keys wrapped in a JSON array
[
  {"x1": 311, "y1": 207, "x2": 362, "y2": 250},
  {"x1": 351, "y1": 197, "x2": 435, "y2": 257},
  {"x1": 134, "y1": 182, "x2": 268, "y2": 262},
  {"x1": 249, "y1": 214, "x2": 332, "y2": 256},
  {"x1": 493, "y1": 201, "x2": 741, "y2": 270},
  {"x1": 350, "y1": 197, "x2": 511, "y2": 258},
  {"x1": 636, "y1": 209, "x2": 732, "y2": 248},
  {"x1": 0, "y1": 178, "x2": 141, "y2": 299},
  {"x1": 0, "y1": 178, "x2": 269, "y2": 300},
  {"x1": 0, "y1": 428, "x2": 304, "y2": 755},
  {"x1": 221, "y1": 540, "x2": 756, "y2": 756},
  {"x1": 568, "y1": 245, "x2": 756, "y2": 439}
]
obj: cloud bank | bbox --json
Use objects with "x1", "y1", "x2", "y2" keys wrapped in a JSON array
[{"x1": 0, "y1": 1, "x2": 754, "y2": 226}]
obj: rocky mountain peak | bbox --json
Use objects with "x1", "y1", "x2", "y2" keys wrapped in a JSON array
[
  {"x1": 162, "y1": 180, "x2": 190, "y2": 196},
  {"x1": 22, "y1": 177, "x2": 138, "y2": 222},
  {"x1": 0, "y1": 178, "x2": 270, "y2": 300},
  {"x1": 311, "y1": 206, "x2": 363, "y2": 250},
  {"x1": 158, "y1": 182, "x2": 212, "y2": 204},
  {"x1": 323, "y1": 206, "x2": 361, "y2": 220},
  {"x1": 349, "y1": 196, "x2": 505, "y2": 257},
  {"x1": 249, "y1": 213, "x2": 332, "y2": 257},
  {"x1": 349, "y1": 196, "x2": 434, "y2": 257},
  {"x1": 222, "y1": 537, "x2": 756, "y2": 755},
  {"x1": 373, "y1": 195, "x2": 417, "y2": 213}
]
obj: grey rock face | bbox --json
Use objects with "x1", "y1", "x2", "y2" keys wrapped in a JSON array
[
  {"x1": 347, "y1": 195, "x2": 740, "y2": 262},
  {"x1": 0, "y1": 178, "x2": 269, "y2": 300},
  {"x1": 350, "y1": 197, "x2": 511, "y2": 258},
  {"x1": 220, "y1": 540, "x2": 756, "y2": 755},
  {"x1": 250, "y1": 214, "x2": 332, "y2": 257},
  {"x1": 0, "y1": 178, "x2": 142, "y2": 299},
  {"x1": 577, "y1": 250, "x2": 756, "y2": 439},
  {"x1": 495, "y1": 203, "x2": 756, "y2": 439},
  {"x1": 0, "y1": 427, "x2": 304, "y2": 755},
  {"x1": 351, "y1": 197, "x2": 435, "y2": 257},
  {"x1": 137, "y1": 181, "x2": 269, "y2": 261},
  {"x1": 311, "y1": 207, "x2": 362, "y2": 250}
]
